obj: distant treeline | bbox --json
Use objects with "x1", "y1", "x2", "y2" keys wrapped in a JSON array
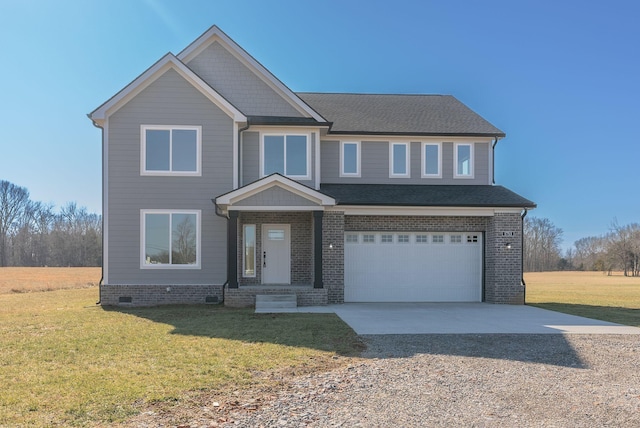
[
  {"x1": 0, "y1": 180, "x2": 101, "y2": 267},
  {"x1": 524, "y1": 216, "x2": 640, "y2": 276}
]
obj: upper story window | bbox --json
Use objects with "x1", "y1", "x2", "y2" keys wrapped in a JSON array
[
  {"x1": 454, "y1": 143, "x2": 474, "y2": 178},
  {"x1": 262, "y1": 134, "x2": 310, "y2": 179},
  {"x1": 389, "y1": 142, "x2": 410, "y2": 178},
  {"x1": 141, "y1": 209, "x2": 200, "y2": 269},
  {"x1": 141, "y1": 125, "x2": 201, "y2": 176},
  {"x1": 422, "y1": 143, "x2": 441, "y2": 178},
  {"x1": 340, "y1": 141, "x2": 360, "y2": 177}
]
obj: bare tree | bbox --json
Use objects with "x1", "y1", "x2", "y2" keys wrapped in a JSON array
[
  {"x1": 523, "y1": 216, "x2": 563, "y2": 272},
  {"x1": 0, "y1": 180, "x2": 30, "y2": 266}
]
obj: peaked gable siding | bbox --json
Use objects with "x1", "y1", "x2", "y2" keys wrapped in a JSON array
[
  {"x1": 186, "y1": 41, "x2": 304, "y2": 117},
  {"x1": 107, "y1": 68, "x2": 233, "y2": 285}
]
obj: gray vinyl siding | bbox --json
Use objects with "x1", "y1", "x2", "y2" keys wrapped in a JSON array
[
  {"x1": 241, "y1": 131, "x2": 316, "y2": 188},
  {"x1": 242, "y1": 131, "x2": 260, "y2": 185},
  {"x1": 320, "y1": 141, "x2": 490, "y2": 185},
  {"x1": 107, "y1": 68, "x2": 233, "y2": 285},
  {"x1": 234, "y1": 187, "x2": 318, "y2": 207},
  {"x1": 186, "y1": 41, "x2": 303, "y2": 117}
]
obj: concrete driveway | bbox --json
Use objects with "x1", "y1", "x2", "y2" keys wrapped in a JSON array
[{"x1": 275, "y1": 303, "x2": 640, "y2": 335}]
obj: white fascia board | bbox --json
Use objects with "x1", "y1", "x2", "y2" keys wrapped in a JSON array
[
  {"x1": 90, "y1": 53, "x2": 246, "y2": 124},
  {"x1": 322, "y1": 134, "x2": 496, "y2": 144},
  {"x1": 328, "y1": 206, "x2": 517, "y2": 216},
  {"x1": 177, "y1": 25, "x2": 325, "y2": 122},
  {"x1": 216, "y1": 174, "x2": 335, "y2": 207},
  {"x1": 226, "y1": 205, "x2": 326, "y2": 212}
]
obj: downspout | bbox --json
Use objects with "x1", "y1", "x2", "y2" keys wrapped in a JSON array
[
  {"x1": 491, "y1": 137, "x2": 499, "y2": 185},
  {"x1": 214, "y1": 203, "x2": 230, "y2": 303},
  {"x1": 521, "y1": 209, "x2": 528, "y2": 303},
  {"x1": 210, "y1": 122, "x2": 249, "y2": 304},
  {"x1": 89, "y1": 116, "x2": 104, "y2": 305}
]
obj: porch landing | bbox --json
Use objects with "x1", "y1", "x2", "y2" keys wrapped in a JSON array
[{"x1": 224, "y1": 284, "x2": 328, "y2": 308}]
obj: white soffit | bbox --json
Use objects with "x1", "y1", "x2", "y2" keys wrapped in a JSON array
[{"x1": 216, "y1": 174, "x2": 335, "y2": 208}]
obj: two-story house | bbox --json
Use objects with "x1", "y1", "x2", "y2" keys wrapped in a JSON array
[{"x1": 89, "y1": 25, "x2": 535, "y2": 307}]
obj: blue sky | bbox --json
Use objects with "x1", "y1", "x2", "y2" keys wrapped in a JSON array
[{"x1": 1, "y1": 0, "x2": 638, "y2": 251}]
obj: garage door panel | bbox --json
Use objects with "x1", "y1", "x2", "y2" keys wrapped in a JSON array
[{"x1": 344, "y1": 232, "x2": 482, "y2": 302}]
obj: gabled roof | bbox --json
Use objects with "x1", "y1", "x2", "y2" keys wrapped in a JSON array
[
  {"x1": 216, "y1": 173, "x2": 336, "y2": 210},
  {"x1": 298, "y1": 93, "x2": 505, "y2": 137},
  {"x1": 178, "y1": 25, "x2": 325, "y2": 122},
  {"x1": 89, "y1": 53, "x2": 246, "y2": 126},
  {"x1": 319, "y1": 184, "x2": 535, "y2": 208}
]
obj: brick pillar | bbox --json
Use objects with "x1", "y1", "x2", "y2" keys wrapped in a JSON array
[
  {"x1": 486, "y1": 212, "x2": 524, "y2": 304},
  {"x1": 313, "y1": 211, "x2": 323, "y2": 289},
  {"x1": 322, "y1": 211, "x2": 344, "y2": 303}
]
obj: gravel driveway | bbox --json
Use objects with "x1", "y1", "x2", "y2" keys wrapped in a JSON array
[{"x1": 214, "y1": 334, "x2": 640, "y2": 427}]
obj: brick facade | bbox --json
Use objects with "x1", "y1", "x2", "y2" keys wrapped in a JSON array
[
  {"x1": 237, "y1": 212, "x2": 313, "y2": 286},
  {"x1": 99, "y1": 284, "x2": 223, "y2": 306},
  {"x1": 101, "y1": 211, "x2": 523, "y2": 307}
]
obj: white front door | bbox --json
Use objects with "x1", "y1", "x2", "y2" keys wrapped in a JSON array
[{"x1": 261, "y1": 224, "x2": 291, "y2": 284}]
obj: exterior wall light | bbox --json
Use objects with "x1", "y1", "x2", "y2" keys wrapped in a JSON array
[
  {"x1": 505, "y1": 243, "x2": 512, "y2": 250},
  {"x1": 329, "y1": 243, "x2": 334, "y2": 249}
]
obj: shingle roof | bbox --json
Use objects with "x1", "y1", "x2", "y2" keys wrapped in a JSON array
[
  {"x1": 297, "y1": 93, "x2": 505, "y2": 137},
  {"x1": 319, "y1": 184, "x2": 535, "y2": 208}
]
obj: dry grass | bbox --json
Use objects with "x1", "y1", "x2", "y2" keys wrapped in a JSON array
[
  {"x1": 0, "y1": 267, "x2": 101, "y2": 294},
  {"x1": 0, "y1": 269, "x2": 363, "y2": 427},
  {"x1": 525, "y1": 271, "x2": 640, "y2": 326}
]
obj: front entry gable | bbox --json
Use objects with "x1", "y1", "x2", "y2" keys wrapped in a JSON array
[{"x1": 215, "y1": 173, "x2": 335, "y2": 212}]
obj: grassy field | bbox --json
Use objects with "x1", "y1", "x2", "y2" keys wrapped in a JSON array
[
  {"x1": 0, "y1": 268, "x2": 363, "y2": 427},
  {"x1": 0, "y1": 266, "x2": 101, "y2": 294},
  {"x1": 525, "y1": 271, "x2": 640, "y2": 327}
]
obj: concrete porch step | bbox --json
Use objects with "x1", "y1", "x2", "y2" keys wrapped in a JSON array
[{"x1": 255, "y1": 294, "x2": 297, "y2": 312}]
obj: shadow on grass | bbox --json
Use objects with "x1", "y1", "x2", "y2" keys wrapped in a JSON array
[
  {"x1": 102, "y1": 304, "x2": 365, "y2": 357},
  {"x1": 529, "y1": 302, "x2": 640, "y2": 328},
  {"x1": 103, "y1": 305, "x2": 591, "y2": 368},
  {"x1": 362, "y1": 334, "x2": 589, "y2": 368}
]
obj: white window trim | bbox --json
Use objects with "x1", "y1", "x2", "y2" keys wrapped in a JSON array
[
  {"x1": 421, "y1": 142, "x2": 442, "y2": 178},
  {"x1": 454, "y1": 142, "x2": 474, "y2": 179},
  {"x1": 140, "y1": 209, "x2": 201, "y2": 269},
  {"x1": 260, "y1": 132, "x2": 312, "y2": 180},
  {"x1": 242, "y1": 224, "x2": 256, "y2": 278},
  {"x1": 340, "y1": 141, "x2": 361, "y2": 177},
  {"x1": 140, "y1": 125, "x2": 202, "y2": 176},
  {"x1": 389, "y1": 142, "x2": 410, "y2": 178}
]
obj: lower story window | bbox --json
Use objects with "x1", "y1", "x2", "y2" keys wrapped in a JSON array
[
  {"x1": 142, "y1": 210, "x2": 200, "y2": 268},
  {"x1": 243, "y1": 224, "x2": 256, "y2": 277}
]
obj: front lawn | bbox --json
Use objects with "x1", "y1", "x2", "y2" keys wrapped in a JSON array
[{"x1": 0, "y1": 287, "x2": 363, "y2": 427}]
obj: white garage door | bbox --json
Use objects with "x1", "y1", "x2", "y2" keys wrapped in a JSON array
[{"x1": 344, "y1": 232, "x2": 482, "y2": 302}]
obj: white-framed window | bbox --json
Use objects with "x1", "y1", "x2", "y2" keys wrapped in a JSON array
[
  {"x1": 454, "y1": 143, "x2": 474, "y2": 178},
  {"x1": 141, "y1": 210, "x2": 201, "y2": 269},
  {"x1": 243, "y1": 224, "x2": 256, "y2": 277},
  {"x1": 450, "y1": 235, "x2": 462, "y2": 244},
  {"x1": 261, "y1": 133, "x2": 310, "y2": 179},
  {"x1": 416, "y1": 234, "x2": 429, "y2": 243},
  {"x1": 363, "y1": 234, "x2": 375, "y2": 243},
  {"x1": 432, "y1": 235, "x2": 444, "y2": 243},
  {"x1": 381, "y1": 234, "x2": 394, "y2": 243},
  {"x1": 141, "y1": 125, "x2": 201, "y2": 176},
  {"x1": 345, "y1": 234, "x2": 359, "y2": 243},
  {"x1": 398, "y1": 234, "x2": 410, "y2": 243},
  {"x1": 422, "y1": 142, "x2": 441, "y2": 178},
  {"x1": 340, "y1": 141, "x2": 360, "y2": 177},
  {"x1": 467, "y1": 235, "x2": 479, "y2": 243},
  {"x1": 389, "y1": 142, "x2": 410, "y2": 178}
]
